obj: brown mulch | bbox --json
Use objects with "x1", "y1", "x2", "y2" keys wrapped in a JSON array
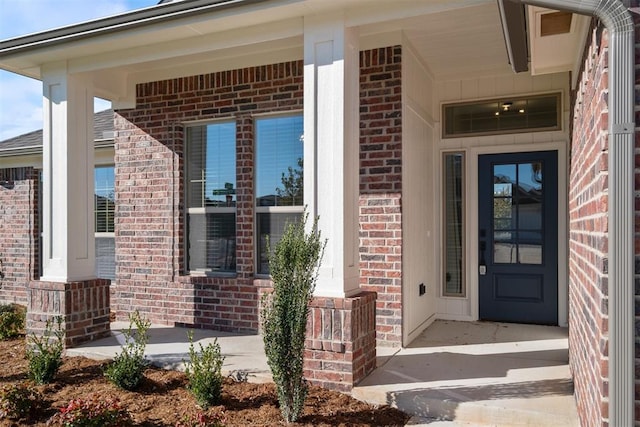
[{"x1": 0, "y1": 336, "x2": 409, "y2": 426}]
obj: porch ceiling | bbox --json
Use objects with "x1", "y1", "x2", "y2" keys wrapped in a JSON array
[
  {"x1": 360, "y1": 3, "x2": 514, "y2": 80},
  {"x1": 0, "y1": 0, "x2": 542, "y2": 104}
]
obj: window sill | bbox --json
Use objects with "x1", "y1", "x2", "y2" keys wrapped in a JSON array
[{"x1": 186, "y1": 271, "x2": 238, "y2": 279}]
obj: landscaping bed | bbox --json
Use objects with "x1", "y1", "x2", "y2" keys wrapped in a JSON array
[{"x1": 0, "y1": 336, "x2": 408, "y2": 426}]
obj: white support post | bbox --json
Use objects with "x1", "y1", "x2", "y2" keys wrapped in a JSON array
[
  {"x1": 303, "y1": 14, "x2": 360, "y2": 298},
  {"x1": 41, "y1": 63, "x2": 96, "y2": 282}
]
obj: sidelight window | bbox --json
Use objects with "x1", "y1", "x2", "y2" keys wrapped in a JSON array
[{"x1": 442, "y1": 152, "x2": 465, "y2": 297}]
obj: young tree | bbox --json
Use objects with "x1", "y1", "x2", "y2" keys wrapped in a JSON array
[
  {"x1": 275, "y1": 157, "x2": 303, "y2": 206},
  {"x1": 260, "y1": 212, "x2": 325, "y2": 423}
]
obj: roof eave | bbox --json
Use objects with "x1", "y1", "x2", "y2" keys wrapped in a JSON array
[{"x1": 0, "y1": 0, "x2": 265, "y2": 57}]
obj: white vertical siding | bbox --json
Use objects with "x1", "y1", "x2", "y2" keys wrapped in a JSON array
[{"x1": 402, "y1": 39, "x2": 437, "y2": 344}]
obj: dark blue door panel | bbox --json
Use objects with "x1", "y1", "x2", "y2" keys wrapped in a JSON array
[{"x1": 478, "y1": 151, "x2": 558, "y2": 325}]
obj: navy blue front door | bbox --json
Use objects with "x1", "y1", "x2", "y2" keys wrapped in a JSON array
[{"x1": 478, "y1": 151, "x2": 558, "y2": 325}]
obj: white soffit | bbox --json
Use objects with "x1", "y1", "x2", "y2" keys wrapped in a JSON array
[{"x1": 528, "y1": 5, "x2": 590, "y2": 76}]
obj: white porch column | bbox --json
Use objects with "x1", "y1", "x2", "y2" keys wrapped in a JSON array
[
  {"x1": 303, "y1": 14, "x2": 360, "y2": 298},
  {"x1": 41, "y1": 63, "x2": 96, "y2": 282}
]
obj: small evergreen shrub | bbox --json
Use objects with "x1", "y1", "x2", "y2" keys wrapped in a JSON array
[
  {"x1": 104, "y1": 311, "x2": 150, "y2": 390},
  {"x1": 185, "y1": 330, "x2": 225, "y2": 409},
  {"x1": 0, "y1": 382, "x2": 43, "y2": 420},
  {"x1": 48, "y1": 395, "x2": 132, "y2": 427},
  {"x1": 260, "y1": 212, "x2": 325, "y2": 423},
  {"x1": 176, "y1": 410, "x2": 225, "y2": 427},
  {"x1": 0, "y1": 303, "x2": 25, "y2": 339},
  {"x1": 27, "y1": 316, "x2": 64, "y2": 384}
]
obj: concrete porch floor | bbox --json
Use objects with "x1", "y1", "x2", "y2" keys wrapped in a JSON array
[
  {"x1": 66, "y1": 322, "x2": 272, "y2": 382},
  {"x1": 352, "y1": 320, "x2": 579, "y2": 426},
  {"x1": 66, "y1": 319, "x2": 579, "y2": 426}
]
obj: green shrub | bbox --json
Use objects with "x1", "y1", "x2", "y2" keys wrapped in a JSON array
[
  {"x1": 260, "y1": 212, "x2": 325, "y2": 422},
  {"x1": 0, "y1": 382, "x2": 43, "y2": 420},
  {"x1": 0, "y1": 303, "x2": 25, "y2": 339},
  {"x1": 27, "y1": 316, "x2": 64, "y2": 384},
  {"x1": 48, "y1": 395, "x2": 131, "y2": 427},
  {"x1": 104, "y1": 311, "x2": 150, "y2": 390},
  {"x1": 184, "y1": 331, "x2": 225, "y2": 409}
]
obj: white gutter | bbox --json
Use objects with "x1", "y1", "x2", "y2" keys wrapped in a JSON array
[{"x1": 507, "y1": 0, "x2": 635, "y2": 425}]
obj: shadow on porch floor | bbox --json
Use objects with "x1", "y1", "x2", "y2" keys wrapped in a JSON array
[{"x1": 352, "y1": 320, "x2": 580, "y2": 426}]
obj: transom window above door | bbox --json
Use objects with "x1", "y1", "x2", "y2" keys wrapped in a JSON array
[{"x1": 443, "y1": 93, "x2": 560, "y2": 138}]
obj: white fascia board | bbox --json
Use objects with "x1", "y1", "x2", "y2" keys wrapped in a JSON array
[
  {"x1": 67, "y1": 17, "x2": 303, "y2": 75},
  {"x1": 0, "y1": 0, "x2": 294, "y2": 79},
  {"x1": 0, "y1": 0, "x2": 268, "y2": 55}
]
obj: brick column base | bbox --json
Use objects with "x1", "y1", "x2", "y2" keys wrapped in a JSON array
[
  {"x1": 305, "y1": 291, "x2": 377, "y2": 392},
  {"x1": 27, "y1": 279, "x2": 111, "y2": 347}
]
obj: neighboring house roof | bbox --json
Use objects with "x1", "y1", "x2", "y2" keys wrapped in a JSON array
[{"x1": 0, "y1": 109, "x2": 114, "y2": 157}]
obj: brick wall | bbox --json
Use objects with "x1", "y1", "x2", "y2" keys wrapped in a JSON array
[
  {"x1": 569, "y1": 25, "x2": 609, "y2": 427},
  {"x1": 0, "y1": 167, "x2": 39, "y2": 306},
  {"x1": 113, "y1": 61, "x2": 304, "y2": 331},
  {"x1": 304, "y1": 292, "x2": 377, "y2": 391},
  {"x1": 359, "y1": 46, "x2": 403, "y2": 347},
  {"x1": 27, "y1": 279, "x2": 111, "y2": 346}
]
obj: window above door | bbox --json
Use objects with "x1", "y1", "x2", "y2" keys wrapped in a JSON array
[{"x1": 443, "y1": 93, "x2": 560, "y2": 138}]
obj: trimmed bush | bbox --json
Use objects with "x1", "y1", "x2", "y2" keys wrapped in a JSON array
[
  {"x1": 48, "y1": 395, "x2": 132, "y2": 427},
  {"x1": 0, "y1": 382, "x2": 43, "y2": 421},
  {"x1": 104, "y1": 311, "x2": 150, "y2": 391},
  {"x1": 260, "y1": 212, "x2": 325, "y2": 422},
  {"x1": 185, "y1": 331, "x2": 225, "y2": 409},
  {"x1": 26, "y1": 316, "x2": 64, "y2": 384},
  {"x1": 0, "y1": 303, "x2": 25, "y2": 340}
]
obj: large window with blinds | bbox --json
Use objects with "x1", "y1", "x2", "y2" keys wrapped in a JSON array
[
  {"x1": 255, "y1": 114, "x2": 304, "y2": 274},
  {"x1": 186, "y1": 121, "x2": 237, "y2": 273}
]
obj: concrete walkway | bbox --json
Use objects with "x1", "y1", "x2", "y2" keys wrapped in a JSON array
[
  {"x1": 66, "y1": 320, "x2": 579, "y2": 426},
  {"x1": 352, "y1": 320, "x2": 579, "y2": 426}
]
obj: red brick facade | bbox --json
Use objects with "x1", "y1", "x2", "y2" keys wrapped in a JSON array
[
  {"x1": 359, "y1": 46, "x2": 403, "y2": 347},
  {"x1": 27, "y1": 279, "x2": 111, "y2": 347},
  {"x1": 113, "y1": 61, "x2": 305, "y2": 331},
  {"x1": 0, "y1": 167, "x2": 39, "y2": 305},
  {"x1": 568, "y1": 13, "x2": 640, "y2": 423},
  {"x1": 305, "y1": 292, "x2": 377, "y2": 392},
  {"x1": 0, "y1": 48, "x2": 401, "y2": 391},
  {"x1": 568, "y1": 24, "x2": 610, "y2": 426},
  {"x1": 111, "y1": 49, "x2": 401, "y2": 389}
]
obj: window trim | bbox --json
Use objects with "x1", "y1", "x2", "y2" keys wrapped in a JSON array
[
  {"x1": 442, "y1": 92, "x2": 561, "y2": 139},
  {"x1": 183, "y1": 119, "x2": 237, "y2": 275}
]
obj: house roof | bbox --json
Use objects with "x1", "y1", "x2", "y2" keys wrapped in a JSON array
[{"x1": 0, "y1": 109, "x2": 114, "y2": 156}]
